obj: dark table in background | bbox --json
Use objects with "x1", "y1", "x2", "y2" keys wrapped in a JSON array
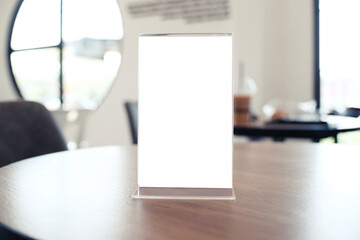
[{"x1": 234, "y1": 115, "x2": 360, "y2": 143}]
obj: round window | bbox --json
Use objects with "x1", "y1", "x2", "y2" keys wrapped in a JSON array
[{"x1": 8, "y1": 0, "x2": 123, "y2": 110}]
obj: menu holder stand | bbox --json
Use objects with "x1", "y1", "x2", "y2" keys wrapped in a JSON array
[
  {"x1": 132, "y1": 187, "x2": 235, "y2": 200},
  {"x1": 134, "y1": 33, "x2": 234, "y2": 200}
]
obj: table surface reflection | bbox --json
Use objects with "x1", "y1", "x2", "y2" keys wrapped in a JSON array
[{"x1": 1, "y1": 143, "x2": 360, "y2": 240}]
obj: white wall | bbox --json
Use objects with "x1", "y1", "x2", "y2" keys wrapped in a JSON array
[
  {"x1": 0, "y1": 1, "x2": 19, "y2": 101},
  {"x1": 0, "y1": 0, "x2": 314, "y2": 147},
  {"x1": 262, "y1": 0, "x2": 314, "y2": 103}
]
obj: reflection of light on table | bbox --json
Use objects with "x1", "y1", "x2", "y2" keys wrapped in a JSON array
[{"x1": 304, "y1": 145, "x2": 360, "y2": 239}]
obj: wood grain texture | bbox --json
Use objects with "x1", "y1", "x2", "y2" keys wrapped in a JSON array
[{"x1": 1, "y1": 143, "x2": 360, "y2": 240}]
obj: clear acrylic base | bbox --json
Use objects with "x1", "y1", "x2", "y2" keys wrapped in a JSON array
[{"x1": 132, "y1": 187, "x2": 236, "y2": 200}]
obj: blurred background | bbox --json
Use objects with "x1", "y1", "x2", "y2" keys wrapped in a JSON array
[{"x1": 0, "y1": 0, "x2": 359, "y2": 147}]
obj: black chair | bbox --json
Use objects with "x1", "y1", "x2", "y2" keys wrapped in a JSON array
[
  {"x1": 0, "y1": 101, "x2": 67, "y2": 168},
  {"x1": 0, "y1": 223, "x2": 33, "y2": 240},
  {"x1": 124, "y1": 101, "x2": 138, "y2": 144}
]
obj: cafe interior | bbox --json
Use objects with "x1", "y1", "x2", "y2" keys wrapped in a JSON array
[{"x1": 1, "y1": 0, "x2": 360, "y2": 239}]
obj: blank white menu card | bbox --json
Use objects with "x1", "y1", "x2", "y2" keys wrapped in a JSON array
[{"x1": 138, "y1": 34, "x2": 233, "y2": 189}]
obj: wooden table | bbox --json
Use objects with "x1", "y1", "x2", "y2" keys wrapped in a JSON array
[
  {"x1": 1, "y1": 143, "x2": 360, "y2": 240},
  {"x1": 234, "y1": 115, "x2": 360, "y2": 143}
]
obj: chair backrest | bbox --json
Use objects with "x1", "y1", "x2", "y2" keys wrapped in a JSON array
[
  {"x1": 0, "y1": 101, "x2": 67, "y2": 167},
  {"x1": 0, "y1": 223, "x2": 32, "y2": 240},
  {"x1": 124, "y1": 102, "x2": 138, "y2": 144}
]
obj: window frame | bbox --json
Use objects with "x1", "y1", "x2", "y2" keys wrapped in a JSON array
[
  {"x1": 7, "y1": 0, "x2": 25, "y2": 99},
  {"x1": 7, "y1": 0, "x2": 123, "y2": 110},
  {"x1": 314, "y1": 0, "x2": 320, "y2": 109},
  {"x1": 7, "y1": 0, "x2": 65, "y2": 105}
]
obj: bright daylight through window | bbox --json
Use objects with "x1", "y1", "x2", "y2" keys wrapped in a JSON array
[
  {"x1": 9, "y1": 0, "x2": 123, "y2": 110},
  {"x1": 320, "y1": 0, "x2": 360, "y2": 112}
]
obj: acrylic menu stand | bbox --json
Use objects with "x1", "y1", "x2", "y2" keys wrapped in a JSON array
[{"x1": 133, "y1": 33, "x2": 235, "y2": 200}]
